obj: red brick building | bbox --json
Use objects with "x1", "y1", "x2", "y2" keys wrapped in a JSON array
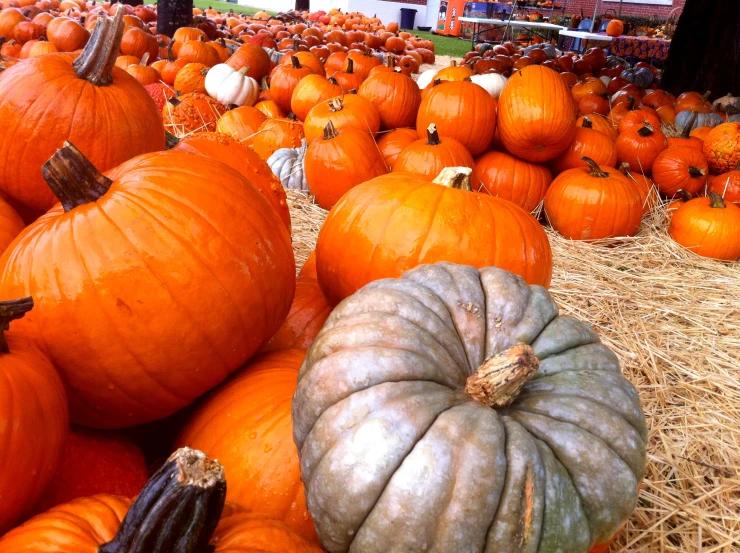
[{"x1": 566, "y1": 0, "x2": 685, "y2": 18}]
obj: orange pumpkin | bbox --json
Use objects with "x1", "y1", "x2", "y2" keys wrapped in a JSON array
[
  {"x1": 120, "y1": 26, "x2": 158, "y2": 62},
  {"x1": 0, "y1": 298, "x2": 68, "y2": 534},
  {"x1": 498, "y1": 65, "x2": 577, "y2": 162},
  {"x1": 316, "y1": 167, "x2": 553, "y2": 305},
  {"x1": 392, "y1": 123, "x2": 474, "y2": 179},
  {"x1": 544, "y1": 157, "x2": 644, "y2": 240},
  {"x1": 255, "y1": 99, "x2": 285, "y2": 119},
  {"x1": 173, "y1": 62, "x2": 209, "y2": 94},
  {"x1": 0, "y1": 144, "x2": 294, "y2": 428},
  {"x1": 125, "y1": 53, "x2": 159, "y2": 86},
  {"x1": 417, "y1": 80, "x2": 498, "y2": 156},
  {"x1": 269, "y1": 55, "x2": 314, "y2": 114},
  {"x1": 171, "y1": 132, "x2": 291, "y2": 231},
  {"x1": 305, "y1": 121, "x2": 387, "y2": 209},
  {"x1": 550, "y1": 127, "x2": 617, "y2": 174},
  {"x1": 251, "y1": 115, "x2": 305, "y2": 160},
  {"x1": 226, "y1": 42, "x2": 272, "y2": 80},
  {"x1": 280, "y1": 49, "x2": 325, "y2": 77},
  {"x1": 303, "y1": 95, "x2": 380, "y2": 143},
  {"x1": 290, "y1": 74, "x2": 344, "y2": 122},
  {"x1": 0, "y1": 9, "x2": 164, "y2": 212},
  {"x1": 177, "y1": 350, "x2": 320, "y2": 542},
  {"x1": 615, "y1": 124, "x2": 667, "y2": 174},
  {"x1": 376, "y1": 127, "x2": 422, "y2": 169},
  {"x1": 707, "y1": 167, "x2": 740, "y2": 204},
  {"x1": 618, "y1": 109, "x2": 662, "y2": 135},
  {"x1": 357, "y1": 69, "x2": 421, "y2": 130},
  {"x1": 577, "y1": 114, "x2": 618, "y2": 141},
  {"x1": 702, "y1": 122, "x2": 740, "y2": 174},
  {"x1": 0, "y1": 195, "x2": 24, "y2": 254},
  {"x1": 651, "y1": 146, "x2": 709, "y2": 197},
  {"x1": 474, "y1": 150, "x2": 553, "y2": 211},
  {"x1": 669, "y1": 192, "x2": 740, "y2": 260},
  {"x1": 216, "y1": 105, "x2": 267, "y2": 142},
  {"x1": 178, "y1": 38, "x2": 221, "y2": 67}
]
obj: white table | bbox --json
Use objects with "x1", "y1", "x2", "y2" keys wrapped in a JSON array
[
  {"x1": 556, "y1": 29, "x2": 613, "y2": 53},
  {"x1": 458, "y1": 17, "x2": 566, "y2": 48}
]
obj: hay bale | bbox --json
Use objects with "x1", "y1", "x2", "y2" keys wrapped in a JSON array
[{"x1": 286, "y1": 191, "x2": 740, "y2": 552}]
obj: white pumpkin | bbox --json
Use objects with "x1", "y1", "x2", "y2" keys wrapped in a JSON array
[
  {"x1": 469, "y1": 73, "x2": 508, "y2": 99},
  {"x1": 415, "y1": 68, "x2": 439, "y2": 90},
  {"x1": 268, "y1": 139, "x2": 308, "y2": 191},
  {"x1": 205, "y1": 64, "x2": 259, "y2": 107}
]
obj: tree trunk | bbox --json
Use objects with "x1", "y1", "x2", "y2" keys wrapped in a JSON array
[
  {"x1": 661, "y1": 0, "x2": 739, "y2": 101},
  {"x1": 157, "y1": 0, "x2": 194, "y2": 37},
  {"x1": 295, "y1": 0, "x2": 310, "y2": 11}
]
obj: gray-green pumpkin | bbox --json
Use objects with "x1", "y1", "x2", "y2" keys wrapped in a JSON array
[{"x1": 293, "y1": 262, "x2": 646, "y2": 553}]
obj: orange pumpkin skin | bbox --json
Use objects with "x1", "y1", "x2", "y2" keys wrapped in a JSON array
[
  {"x1": 176, "y1": 350, "x2": 320, "y2": 543},
  {"x1": 305, "y1": 122, "x2": 387, "y2": 210},
  {"x1": 690, "y1": 126, "x2": 712, "y2": 141},
  {"x1": 251, "y1": 116, "x2": 305, "y2": 160},
  {"x1": 0, "y1": 150, "x2": 295, "y2": 428},
  {"x1": 615, "y1": 125, "x2": 667, "y2": 174},
  {"x1": 392, "y1": 124, "x2": 474, "y2": 179},
  {"x1": 577, "y1": 114, "x2": 618, "y2": 141},
  {"x1": 299, "y1": 250, "x2": 317, "y2": 279},
  {"x1": 702, "y1": 122, "x2": 740, "y2": 174},
  {"x1": 358, "y1": 70, "x2": 421, "y2": 130},
  {"x1": 226, "y1": 42, "x2": 272, "y2": 81},
  {"x1": 216, "y1": 106, "x2": 267, "y2": 142},
  {"x1": 544, "y1": 158, "x2": 644, "y2": 240},
  {"x1": 0, "y1": 497, "x2": 323, "y2": 553},
  {"x1": 173, "y1": 62, "x2": 209, "y2": 94},
  {"x1": 498, "y1": 65, "x2": 577, "y2": 162},
  {"x1": 669, "y1": 193, "x2": 740, "y2": 260},
  {"x1": 707, "y1": 168, "x2": 740, "y2": 204},
  {"x1": 269, "y1": 55, "x2": 314, "y2": 114},
  {"x1": 417, "y1": 80, "x2": 498, "y2": 156},
  {"x1": 550, "y1": 127, "x2": 617, "y2": 174},
  {"x1": 255, "y1": 99, "x2": 285, "y2": 119},
  {"x1": 290, "y1": 74, "x2": 344, "y2": 122},
  {"x1": 0, "y1": 15, "x2": 164, "y2": 211},
  {"x1": 304, "y1": 95, "x2": 380, "y2": 143},
  {"x1": 651, "y1": 146, "x2": 708, "y2": 197},
  {"x1": 0, "y1": 314, "x2": 68, "y2": 535},
  {"x1": 162, "y1": 93, "x2": 226, "y2": 135},
  {"x1": 172, "y1": 133, "x2": 291, "y2": 231},
  {"x1": 377, "y1": 128, "x2": 419, "y2": 169},
  {"x1": 617, "y1": 109, "x2": 661, "y2": 135},
  {"x1": 316, "y1": 170, "x2": 552, "y2": 305},
  {"x1": 0, "y1": 196, "x2": 25, "y2": 255},
  {"x1": 261, "y1": 278, "x2": 331, "y2": 352},
  {"x1": 474, "y1": 150, "x2": 553, "y2": 211}
]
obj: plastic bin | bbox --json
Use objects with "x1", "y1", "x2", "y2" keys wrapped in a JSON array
[{"x1": 400, "y1": 8, "x2": 417, "y2": 31}]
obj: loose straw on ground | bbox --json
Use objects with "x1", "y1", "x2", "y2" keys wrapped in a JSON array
[{"x1": 286, "y1": 190, "x2": 740, "y2": 553}]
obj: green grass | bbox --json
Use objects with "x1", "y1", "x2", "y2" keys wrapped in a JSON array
[
  {"x1": 144, "y1": 0, "x2": 275, "y2": 17},
  {"x1": 412, "y1": 31, "x2": 474, "y2": 57}
]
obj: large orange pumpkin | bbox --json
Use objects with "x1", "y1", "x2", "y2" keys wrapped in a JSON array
[
  {"x1": 417, "y1": 80, "x2": 498, "y2": 156},
  {"x1": 0, "y1": 297, "x2": 68, "y2": 534},
  {"x1": 261, "y1": 277, "x2": 332, "y2": 352},
  {"x1": 669, "y1": 192, "x2": 740, "y2": 260},
  {"x1": 0, "y1": 8, "x2": 164, "y2": 211},
  {"x1": 171, "y1": 132, "x2": 291, "y2": 231},
  {"x1": 392, "y1": 123, "x2": 474, "y2": 179},
  {"x1": 303, "y1": 95, "x2": 380, "y2": 143},
  {"x1": 544, "y1": 157, "x2": 644, "y2": 240},
  {"x1": 0, "y1": 144, "x2": 295, "y2": 428},
  {"x1": 316, "y1": 167, "x2": 552, "y2": 305},
  {"x1": 305, "y1": 121, "x2": 387, "y2": 209},
  {"x1": 358, "y1": 69, "x2": 421, "y2": 130},
  {"x1": 176, "y1": 350, "x2": 320, "y2": 542},
  {"x1": 290, "y1": 74, "x2": 344, "y2": 122},
  {"x1": 498, "y1": 65, "x2": 577, "y2": 162},
  {"x1": 0, "y1": 449, "x2": 323, "y2": 553},
  {"x1": 702, "y1": 122, "x2": 740, "y2": 174},
  {"x1": 474, "y1": 150, "x2": 553, "y2": 211}
]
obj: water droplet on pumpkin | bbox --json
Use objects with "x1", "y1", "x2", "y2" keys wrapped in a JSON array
[
  {"x1": 108, "y1": 383, "x2": 116, "y2": 390},
  {"x1": 264, "y1": 443, "x2": 273, "y2": 452},
  {"x1": 248, "y1": 431, "x2": 257, "y2": 439},
  {"x1": 290, "y1": 502, "x2": 298, "y2": 511}
]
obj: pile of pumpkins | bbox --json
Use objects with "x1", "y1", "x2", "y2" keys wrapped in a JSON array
[{"x1": 0, "y1": 2, "x2": 737, "y2": 553}]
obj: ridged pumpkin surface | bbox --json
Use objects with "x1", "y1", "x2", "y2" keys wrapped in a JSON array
[
  {"x1": 703, "y1": 122, "x2": 740, "y2": 174},
  {"x1": 294, "y1": 262, "x2": 646, "y2": 553},
  {"x1": 473, "y1": 150, "x2": 552, "y2": 211}
]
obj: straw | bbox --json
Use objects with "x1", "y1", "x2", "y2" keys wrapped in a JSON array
[{"x1": 285, "y1": 191, "x2": 740, "y2": 553}]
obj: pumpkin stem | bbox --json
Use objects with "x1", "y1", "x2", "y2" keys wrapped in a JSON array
[
  {"x1": 687, "y1": 165, "x2": 706, "y2": 178},
  {"x1": 385, "y1": 55, "x2": 395, "y2": 68},
  {"x1": 41, "y1": 141, "x2": 113, "y2": 212},
  {"x1": 327, "y1": 75, "x2": 339, "y2": 85},
  {"x1": 617, "y1": 162, "x2": 633, "y2": 177},
  {"x1": 432, "y1": 167, "x2": 473, "y2": 191},
  {"x1": 701, "y1": 90, "x2": 711, "y2": 101},
  {"x1": 169, "y1": 96, "x2": 182, "y2": 107},
  {"x1": 73, "y1": 6, "x2": 125, "y2": 86},
  {"x1": 465, "y1": 343, "x2": 539, "y2": 408},
  {"x1": 581, "y1": 116, "x2": 594, "y2": 129},
  {"x1": 98, "y1": 448, "x2": 226, "y2": 553},
  {"x1": 323, "y1": 120, "x2": 338, "y2": 140},
  {"x1": 165, "y1": 130, "x2": 181, "y2": 150},
  {"x1": 238, "y1": 66, "x2": 250, "y2": 75},
  {"x1": 582, "y1": 156, "x2": 609, "y2": 178},
  {"x1": 345, "y1": 57, "x2": 354, "y2": 74},
  {"x1": 139, "y1": 52, "x2": 150, "y2": 66},
  {"x1": 674, "y1": 189, "x2": 692, "y2": 203},
  {"x1": 680, "y1": 110, "x2": 698, "y2": 137},
  {"x1": 328, "y1": 98, "x2": 344, "y2": 112},
  {"x1": 0, "y1": 297, "x2": 33, "y2": 354},
  {"x1": 708, "y1": 191, "x2": 726, "y2": 209},
  {"x1": 637, "y1": 124, "x2": 654, "y2": 137},
  {"x1": 426, "y1": 123, "x2": 441, "y2": 146},
  {"x1": 290, "y1": 55, "x2": 301, "y2": 69}
]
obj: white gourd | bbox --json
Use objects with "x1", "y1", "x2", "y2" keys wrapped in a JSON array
[
  {"x1": 205, "y1": 63, "x2": 259, "y2": 107},
  {"x1": 415, "y1": 68, "x2": 439, "y2": 90},
  {"x1": 268, "y1": 139, "x2": 308, "y2": 191},
  {"x1": 469, "y1": 73, "x2": 508, "y2": 99}
]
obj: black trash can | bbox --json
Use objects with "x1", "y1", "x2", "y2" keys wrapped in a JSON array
[{"x1": 399, "y1": 8, "x2": 417, "y2": 31}]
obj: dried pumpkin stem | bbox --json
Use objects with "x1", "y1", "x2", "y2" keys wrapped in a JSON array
[
  {"x1": 328, "y1": 98, "x2": 344, "y2": 112},
  {"x1": 290, "y1": 54, "x2": 301, "y2": 69},
  {"x1": 327, "y1": 75, "x2": 339, "y2": 85},
  {"x1": 681, "y1": 110, "x2": 699, "y2": 137},
  {"x1": 432, "y1": 167, "x2": 473, "y2": 191},
  {"x1": 582, "y1": 156, "x2": 609, "y2": 178},
  {"x1": 323, "y1": 120, "x2": 338, "y2": 140},
  {"x1": 465, "y1": 343, "x2": 539, "y2": 408},
  {"x1": 73, "y1": 6, "x2": 125, "y2": 86},
  {"x1": 675, "y1": 189, "x2": 692, "y2": 203},
  {"x1": 165, "y1": 130, "x2": 181, "y2": 150},
  {"x1": 708, "y1": 191, "x2": 726, "y2": 209},
  {"x1": 0, "y1": 297, "x2": 33, "y2": 354},
  {"x1": 99, "y1": 448, "x2": 226, "y2": 553},
  {"x1": 426, "y1": 123, "x2": 441, "y2": 146},
  {"x1": 581, "y1": 116, "x2": 594, "y2": 129},
  {"x1": 688, "y1": 166, "x2": 706, "y2": 178},
  {"x1": 637, "y1": 125, "x2": 654, "y2": 137},
  {"x1": 345, "y1": 57, "x2": 354, "y2": 74},
  {"x1": 41, "y1": 141, "x2": 113, "y2": 212}
]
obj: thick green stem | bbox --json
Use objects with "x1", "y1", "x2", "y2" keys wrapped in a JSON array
[
  {"x1": 98, "y1": 448, "x2": 226, "y2": 553},
  {"x1": 0, "y1": 297, "x2": 33, "y2": 354},
  {"x1": 41, "y1": 142, "x2": 113, "y2": 212},
  {"x1": 73, "y1": 6, "x2": 125, "y2": 86}
]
